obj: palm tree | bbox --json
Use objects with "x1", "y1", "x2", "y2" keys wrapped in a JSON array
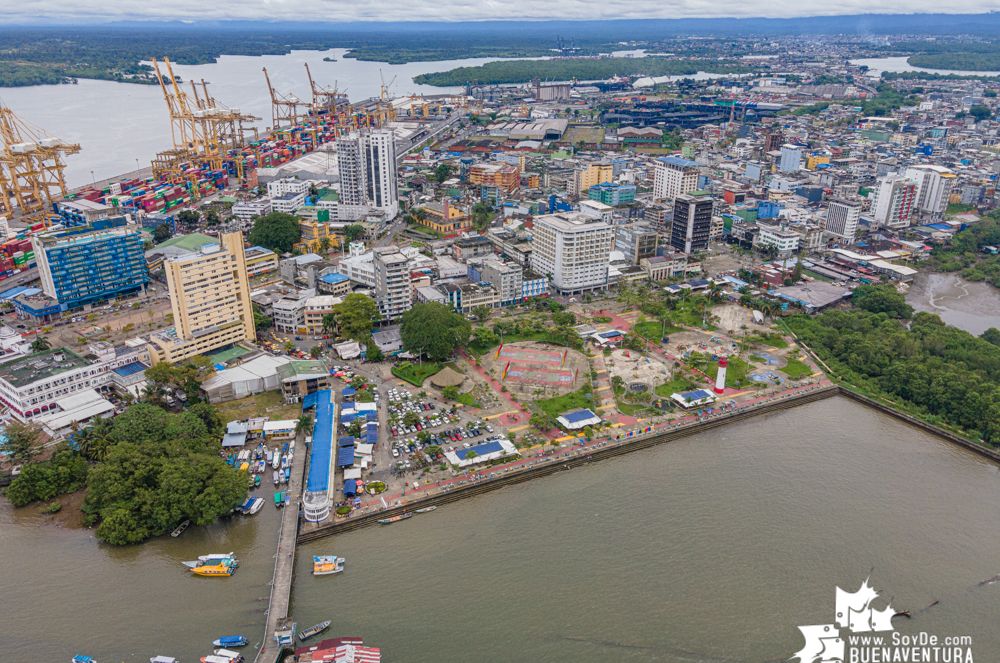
[
  {"x1": 296, "y1": 414, "x2": 314, "y2": 435},
  {"x1": 30, "y1": 336, "x2": 51, "y2": 353}
]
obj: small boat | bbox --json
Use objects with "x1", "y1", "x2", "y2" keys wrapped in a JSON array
[
  {"x1": 378, "y1": 512, "x2": 413, "y2": 525},
  {"x1": 183, "y1": 554, "x2": 238, "y2": 569},
  {"x1": 271, "y1": 449, "x2": 281, "y2": 469},
  {"x1": 190, "y1": 562, "x2": 235, "y2": 577},
  {"x1": 150, "y1": 657, "x2": 179, "y2": 663},
  {"x1": 170, "y1": 520, "x2": 190, "y2": 537},
  {"x1": 253, "y1": 475, "x2": 261, "y2": 488},
  {"x1": 297, "y1": 620, "x2": 332, "y2": 641},
  {"x1": 202, "y1": 655, "x2": 237, "y2": 663},
  {"x1": 272, "y1": 470, "x2": 280, "y2": 486},
  {"x1": 72, "y1": 656, "x2": 96, "y2": 663},
  {"x1": 212, "y1": 635, "x2": 248, "y2": 648},
  {"x1": 280, "y1": 454, "x2": 289, "y2": 469},
  {"x1": 266, "y1": 448, "x2": 274, "y2": 463},
  {"x1": 274, "y1": 491, "x2": 284, "y2": 507},
  {"x1": 283, "y1": 467, "x2": 291, "y2": 483},
  {"x1": 213, "y1": 649, "x2": 244, "y2": 662},
  {"x1": 284, "y1": 493, "x2": 291, "y2": 506},
  {"x1": 415, "y1": 506, "x2": 437, "y2": 513},
  {"x1": 244, "y1": 497, "x2": 264, "y2": 515},
  {"x1": 312, "y1": 555, "x2": 345, "y2": 575}
]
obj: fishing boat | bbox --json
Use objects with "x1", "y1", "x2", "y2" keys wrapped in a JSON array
[
  {"x1": 201, "y1": 655, "x2": 237, "y2": 663},
  {"x1": 183, "y1": 554, "x2": 238, "y2": 569},
  {"x1": 377, "y1": 512, "x2": 413, "y2": 525},
  {"x1": 272, "y1": 470, "x2": 280, "y2": 486},
  {"x1": 265, "y1": 448, "x2": 273, "y2": 463},
  {"x1": 244, "y1": 497, "x2": 264, "y2": 515},
  {"x1": 72, "y1": 656, "x2": 96, "y2": 663},
  {"x1": 414, "y1": 506, "x2": 437, "y2": 513},
  {"x1": 212, "y1": 649, "x2": 244, "y2": 662},
  {"x1": 297, "y1": 620, "x2": 332, "y2": 641},
  {"x1": 170, "y1": 520, "x2": 190, "y2": 537},
  {"x1": 271, "y1": 449, "x2": 281, "y2": 469},
  {"x1": 212, "y1": 635, "x2": 248, "y2": 648},
  {"x1": 253, "y1": 475, "x2": 261, "y2": 488},
  {"x1": 274, "y1": 491, "x2": 284, "y2": 507},
  {"x1": 280, "y1": 454, "x2": 289, "y2": 469},
  {"x1": 189, "y1": 562, "x2": 235, "y2": 577},
  {"x1": 312, "y1": 555, "x2": 345, "y2": 576}
]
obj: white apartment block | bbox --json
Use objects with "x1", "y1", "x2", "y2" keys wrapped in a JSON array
[
  {"x1": 231, "y1": 197, "x2": 272, "y2": 223},
  {"x1": 870, "y1": 175, "x2": 917, "y2": 230},
  {"x1": 373, "y1": 246, "x2": 412, "y2": 320},
  {"x1": 653, "y1": 156, "x2": 699, "y2": 201},
  {"x1": 825, "y1": 199, "x2": 861, "y2": 241},
  {"x1": 904, "y1": 165, "x2": 956, "y2": 217},
  {"x1": 530, "y1": 212, "x2": 614, "y2": 294},
  {"x1": 271, "y1": 190, "x2": 307, "y2": 214},
  {"x1": 755, "y1": 224, "x2": 801, "y2": 255},
  {"x1": 267, "y1": 177, "x2": 311, "y2": 197}
]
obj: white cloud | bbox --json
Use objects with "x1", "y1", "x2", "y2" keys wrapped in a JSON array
[{"x1": 3, "y1": 0, "x2": 1000, "y2": 23}]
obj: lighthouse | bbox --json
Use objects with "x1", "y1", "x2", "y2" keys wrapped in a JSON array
[{"x1": 714, "y1": 357, "x2": 728, "y2": 394}]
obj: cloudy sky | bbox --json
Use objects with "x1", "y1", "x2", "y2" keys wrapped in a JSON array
[{"x1": 4, "y1": 0, "x2": 1000, "y2": 23}]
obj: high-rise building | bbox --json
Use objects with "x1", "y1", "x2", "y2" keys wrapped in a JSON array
[
  {"x1": 336, "y1": 130, "x2": 399, "y2": 219},
  {"x1": 148, "y1": 232, "x2": 256, "y2": 364},
  {"x1": 653, "y1": 156, "x2": 699, "y2": 201},
  {"x1": 779, "y1": 144, "x2": 802, "y2": 173},
  {"x1": 825, "y1": 199, "x2": 862, "y2": 241},
  {"x1": 870, "y1": 176, "x2": 917, "y2": 230},
  {"x1": 29, "y1": 224, "x2": 149, "y2": 315},
  {"x1": 529, "y1": 212, "x2": 614, "y2": 294},
  {"x1": 670, "y1": 194, "x2": 714, "y2": 254},
  {"x1": 904, "y1": 165, "x2": 957, "y2": 217},
  {"x1": 373, "y1": 246, "x2": 412, "y2": 320},
  {"x1": 570, "y1": 162, "x2": 613, "y2": 196}
]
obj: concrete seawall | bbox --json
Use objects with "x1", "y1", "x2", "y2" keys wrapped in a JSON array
[{"x1": 299, "y1": 385, "x2": 842, "y2": 544}]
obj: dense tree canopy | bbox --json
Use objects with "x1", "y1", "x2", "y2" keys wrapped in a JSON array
[
  {"x1": 5, "y1": 448, "x2": 88, "y2": 507},
  {"x1": 248, "y1": 212, "x2": 300, "y2": 253},
  {"x1": 81, "y1": 403, "x2": 243, "y2": 545},
  {"x1": 786, "y1": 310, "x2": 1000, "y2": 446},
  {"x1": 401, "y1": 302, "x2": 472, "y2": 361},
  {"x1": 333, "y1": 293, "x2": 380, "y2": 341},
  {"x1": 851, "y1": 284, "x2": 913, "y2": 319}
]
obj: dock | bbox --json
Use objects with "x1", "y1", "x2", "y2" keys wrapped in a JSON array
[{"x1": 254, "y1": 433, "x2": 306, "y2": 663}]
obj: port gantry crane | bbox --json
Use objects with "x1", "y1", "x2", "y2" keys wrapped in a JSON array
[
  {"x1": 263, "y1": 66, "x2": 304, "y2": 131},
  {"x1": 150, "y1": 56, "x2": 259, "y2": 188},
  {"x1": 0, "y1": 104, "x2": 81, "y2": 227}
]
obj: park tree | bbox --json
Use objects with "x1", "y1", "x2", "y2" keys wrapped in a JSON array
[
  {"x1": 176, "y1": 209, "x2": 200, "y2": 228},
  {"x1": 152, "y1": 222, "x2": 173, "y2": 243},
  {"x1": 1, "y1": 421, "x2": 43, "y2": 464},
  {"x1": 203, "y1": 210, "x2": 221, "y2": 226},
  {"x1": 30, "y1": 336, "x2": 52, "y2": 353},
  {"x1": 851, "y1": 284, "x2": 913, "y2": 319},
  {"x1": 248, "y1": 212, "x2": 300, "y2": 253},
  {"x1": 343, "y1": 224, "x2": 366, "y2": 245},
  {"x1": 322, "y1": 312, "x2": 338, "y2": 334},
  {"x1": 400, "y1": 302, "x2": 472, "y2": 361},
  {"x1": 333, "y1": 293, "x2": 380, "y2": 341},
  {"x1": 365, "y1": 339, "x2": 384, "y2": 362},
  {"x1": 253, "y1": 304, "x2": 273, "y2": 333},
  {"x1": 434, "y1": 163, "x2": 453, "y2": 184}
]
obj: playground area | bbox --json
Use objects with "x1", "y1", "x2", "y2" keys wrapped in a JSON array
[
  {"x1": 483, "y1": 341, "x2": 589, "y2": 399},
  {"x1": 605, "y1": 348, "x2": 674, "y2": 395}
]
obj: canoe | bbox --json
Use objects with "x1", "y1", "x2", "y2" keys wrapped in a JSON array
[
  {"x1": 170, "y1": 520, "x2": 190, "y2": 537},
  {"x1": 415, "y1": 506, "x2": 437, "y2": 513},
  {"x1": 297, "y1": 620, "x2": 332, "y2": 641},
  {"x1": 377, "y1": 512, "x2": 413, "y2": 525}
]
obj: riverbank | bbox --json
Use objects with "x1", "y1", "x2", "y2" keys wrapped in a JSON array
[{"x1": 905, "y1": 271, "x2": 1000, "y2": 336}]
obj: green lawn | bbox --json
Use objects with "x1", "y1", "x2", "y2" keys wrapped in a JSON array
[
  {"x1": 633, "y1": 318, "x2": 682, "y2": 341},
  {"x1": 534, "y1": 386, "x2": 595, "y2": 419},
  {"x1": 391, "y1": 361, "x2": 443, "y2": 387},
  {"x1": 688, "y1": 353, "x2": 753, "y2": 388},
  {"x1": 654, "y1": 376, "x2": 697, "y2": 397},
  {"x1": 213, "y1": 390, "x2": 302, "y2": 422},
  {"x1": 746, "y1": 332, "x2": 789, "y2": 349},
  {"x1": 780, "y1": 356, "x2": 814, "y2": 380}
]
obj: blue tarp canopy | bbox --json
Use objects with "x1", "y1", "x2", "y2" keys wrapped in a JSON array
[
  {"x1": 343, "y1": 479, "x2": 357, "y2": 497},
  {"x1": 338, "y1": 435, "x2": 355, "y2": 447},
  {"x1": 301, "y1": 391, "x2": 319, "y2": 410},
  {"x1": 561, "y1": 408, "x2": 599, "y2": 424},
  {"x1": 305, "y1": 391, "x2": 334, "y2": 493},
  {"x1": 342, "y1": 386, "x2": 357, "y2": 397},
  {"x1": 340, "y1": 412, "x2": 357, "y2": 423},
  {"x1": 336, "y1": 445, "x2": 355, "y2": 467}
]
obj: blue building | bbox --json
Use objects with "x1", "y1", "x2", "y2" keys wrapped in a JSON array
[
  {"x1": 588, "y1": 182, "x2": 637, "y2": 207},
  {"x1": 23, "y1": 224, "x2": 149, "y2": 317}
]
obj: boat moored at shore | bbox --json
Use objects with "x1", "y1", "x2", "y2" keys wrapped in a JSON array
[
  {"x1": 378, "y1": 512, "x2": 413, "y2": 525},
  {"x1": 212, "y1": 635, "x2": 247, "y2": 648},
  {"x1": 297, "y1": 620, "x2": 332, "y2": 641},
  {"x1": 312, "y1": 555, "x2": 345, "y2": 575}
]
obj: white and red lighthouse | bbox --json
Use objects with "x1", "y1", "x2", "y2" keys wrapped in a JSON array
[{"x1": 714, "y1": 357, "x2": 728, "y2": 394}]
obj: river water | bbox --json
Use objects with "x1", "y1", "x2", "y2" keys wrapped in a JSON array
[
  {"x1": 3, "y1": 397, "x2": 999, "y2": 662},
  {"x1": 850, "y1": 56, "x2": 1000, "y2": 78},
  {"x1": 906, "y1": 271, "x2": 1000, "y2": 336},
  {"x1": 0, "y1": 48, "x2": 501, "y2": 188}
]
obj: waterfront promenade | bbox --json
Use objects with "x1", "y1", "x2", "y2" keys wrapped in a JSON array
[
  {"x1": 254, "y1": 434, "x2": 306, "y2": 663},
  {"x1": 299, "y1": 381, "x2": 841, "y2": 542}
]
